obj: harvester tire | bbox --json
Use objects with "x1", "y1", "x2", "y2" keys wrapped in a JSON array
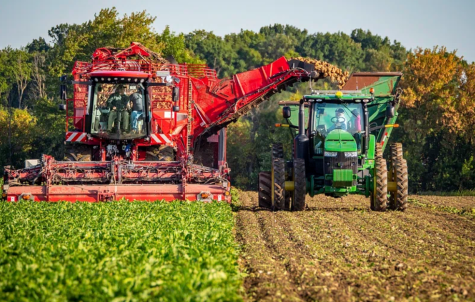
[
  {"x1": 64, "y1": 144, "x2": 91, "y2": 162},
  {"x1": 258, "y1": 171, "x2": 272, "y2": 208},
  {"x1": 389, "y1": 143, "x2": 408, "y2": 211},
  {"x1": 159, "y1": 145, "x2": 175, "y2": 161},
  {"x1": 272, "y1": 158, "x2": 286, "y2": 210},
  {"x1": 272, "y1": 143, "x2": 284, "y2": 159},
  {"x1": 371, "y1": 158, "x2": 388, "y2": 212},
  {"x1": 292, "y1": 158, "x2": 306, "y2": 211}
]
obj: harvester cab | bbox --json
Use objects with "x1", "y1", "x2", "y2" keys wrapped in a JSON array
[{"x1": 259, "y1": 72, "x2": 408, "y2": 212}]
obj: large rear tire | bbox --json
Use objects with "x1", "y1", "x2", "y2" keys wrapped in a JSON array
[
  {"x1": 371, "y1": 155, "x2": 388, "y2": 212},
  {"x1": 389, "y1": 143, "x2": 408, "y2": 211},
  {"x1": 258, "y1": 171, "x2": 272, "y2": 208},
  {"x1": 272, "y1": 158, "x2": 286, "y2": 210},
  {"x1": 292, "y1": 158, "x2": 306, "y2": 211}
]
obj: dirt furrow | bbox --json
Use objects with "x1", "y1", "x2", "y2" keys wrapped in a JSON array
[{"x1": 236, "y1": 191, "x2": 475, "y2": 301}]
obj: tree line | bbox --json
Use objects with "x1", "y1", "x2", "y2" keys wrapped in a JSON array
[{"x1": 0, "y1": 8, "x2": 474, "y2": 192}]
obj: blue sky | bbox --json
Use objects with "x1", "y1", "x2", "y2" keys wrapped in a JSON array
[{"x1": 0, "y1": 0, "x2": 473, "y2": 62}]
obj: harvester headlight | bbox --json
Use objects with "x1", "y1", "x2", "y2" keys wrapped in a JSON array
[
  {"x1": 324, "y1": 151, "x2": 338, "y2": 157},
  {"x1": 345, "y1": 152, "x2": 358, "y2": 157},
  {"x1": 316, "y1": 99, "x2": 322, "y2": 102},
  {"x1": 355, "y1": 99, "x2": 361, "y2": 103}
]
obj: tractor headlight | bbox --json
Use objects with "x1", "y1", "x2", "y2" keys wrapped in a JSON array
[
  {"x1": 345, "y1": 152, "x2": 358, "y2": 157},
  {"x1": 324, "y1": 151, "x2": 338, "y2": 157}
]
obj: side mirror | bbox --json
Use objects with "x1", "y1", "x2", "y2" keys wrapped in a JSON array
[
  {"x1": 172, "y1": 87, "x2": 180, "y2": 102},
  {"x1": 386, "y1": 105, "x2": 395, "y2": 118},
  {"x1": 282, "y1": 106, "x2": 291, "y2": 119},
  {"x1": 58, "y1": 104, "x2": 66, "y2": 111},
  {"x1": 172, "y1": 105, "x2": 180, "y2": 112}
]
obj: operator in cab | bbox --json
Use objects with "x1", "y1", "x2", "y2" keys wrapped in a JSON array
[
  {"x1": 107, "y1": 84, "x2": 130, "y2": 132},
  {"x1": 129, "y1": 85, "x2": 144, "y2": 134}
]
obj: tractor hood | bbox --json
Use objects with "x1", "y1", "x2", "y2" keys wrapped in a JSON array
[{"x1": 324, "y1": 130, "x2": 357, "y2": 152}]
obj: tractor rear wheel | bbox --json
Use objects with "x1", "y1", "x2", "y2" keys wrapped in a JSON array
[
  {"x1": 292, "y1": 158, "x2": 306, "y2": 211},
  {"x1": 389, "y1": 143, "x2": 408, "y2": 211},
  {"x1": 258, "y1": 171, "x2": 272, "y2": 208},
  {"x1": 64, "y1": 144, "x2": 92, "y2": 161},
  {"x1": 272, "y1": 143, "x2": 284, "y2": 159},
  {"x1": 272, "y1": 157, "x2": 286, "y2": 210},
  {"x1": 371, "y1": 157, "x2": 388, "y2": 212}
]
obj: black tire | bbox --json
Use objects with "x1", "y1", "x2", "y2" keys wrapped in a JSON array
[
  {"x1": 292, "y1": 158, "x2": 306, "y2": 211},
  {"x1": 371, "y1": 157, "x2": 388, "y2": 212},
  {"x1": 159, "y1": 145, "x2": 175, "y2": 161},
  {"x1": 64, "y1": 144, "x2": 92, "y2": 162},
  {"x1": 388, "y1": 143, "x2": 408, "y2": 211},
  {"x1": 272, "y1": 143, "x2": 284, "y2": 159},
  {"x1": 272, "y1": 158, "x2": 286, "y2": 210},
  {"x1": 258, "y1": 171, "x2": 272, "y2": 208}
]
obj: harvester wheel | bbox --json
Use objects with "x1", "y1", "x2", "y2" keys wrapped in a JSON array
[
  {"x1": 272, "y1": 143, "x2": 284, "y2": 159},
  {"x1": 159, "y1": 145, "x2": 175, "y2": 161},
  {"x1": 64, "y1": 144, "x2": 91, "y2": 162},
  {"x1": 272, "y1": 158, "x2": 286, "y2": 210},
  {"x1": 258, "y1": 171, "x2": 272, "y2": 208},
  {"x1": 292, "y1": 158, "x2": 306, "y2": 211},
  {"x1": 389, "y1": 143, "x2": 408, "y2": 211},
  {"x1": 371, "y1": 157, "x2": 388, "y2": 212}
]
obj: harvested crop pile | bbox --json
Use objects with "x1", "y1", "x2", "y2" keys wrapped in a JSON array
[
  {"x1": 235, "y1": 191, "x2": 475, "y2": 301},
  {"x1": 0, "y1": 201, "x2": 242, "y2": 301},
  {"x1": 291, "y1": 57, "x2": 350, "y2": 88}
]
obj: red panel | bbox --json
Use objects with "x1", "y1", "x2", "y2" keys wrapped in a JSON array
[{"x1": 6, "y1": 184, "x2": 230, "y2": 203}]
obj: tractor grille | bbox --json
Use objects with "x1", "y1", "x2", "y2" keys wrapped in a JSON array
[{"x1": 324, "y1": 152, "x2": 358, "y2": 186}]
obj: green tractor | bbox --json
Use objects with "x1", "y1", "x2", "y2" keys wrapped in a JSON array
[{"x1": 258, "y1": 72, "x2": 408, "y2": 211}]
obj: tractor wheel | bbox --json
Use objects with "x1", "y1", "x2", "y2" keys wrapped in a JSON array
[
  {"x1": 258, "y1": 171, "x2": 272, "y2": 208},
  {"x1": 371, "y1": 157, "x2": 388, "y2": 212},
  {"x1": 272, "y1": 143, "x2": 284, "y2": 159},
  {"x1": 64, "y1": 144, "x2": 92, "y2": 161},
  {"x1": 389, "y1": 143, "x2": 408, "y2": 211},
  {"x1": 272, "y1": 157, "x2": 286, "y2": 210},
  {"x1": 375, "y1": 143, "x2": 383, "y2": 159},
  {"x1": 292, "y1": 158, "x2": 306, "y2": 211}
]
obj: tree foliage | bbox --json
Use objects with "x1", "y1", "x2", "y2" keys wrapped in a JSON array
[{"x1": 0, "y1": 8, "x2": 473, "y2": 192}]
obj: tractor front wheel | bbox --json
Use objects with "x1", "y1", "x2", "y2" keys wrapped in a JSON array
[
  {"x1": 371, "y1": 157, "x2": 388, "y2": 212},
  {"x1": 292, "y1": 158, "x2": 306, "y2": 211}
]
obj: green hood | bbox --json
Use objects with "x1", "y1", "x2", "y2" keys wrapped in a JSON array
[{"x1": 324, "y1": 130, "x2": 357, "y2": 152}]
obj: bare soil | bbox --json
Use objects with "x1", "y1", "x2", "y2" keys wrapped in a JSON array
[{"x1": 235, "y1": 192, "x2": 475, "y2": 301}]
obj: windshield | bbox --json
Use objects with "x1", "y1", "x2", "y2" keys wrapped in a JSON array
[
  {"x1": 314, "y1": 102, "x2": 364, "y2": 136},
  {"x1": 91, "y1": 83, "x2": 146, "y2": 140}
]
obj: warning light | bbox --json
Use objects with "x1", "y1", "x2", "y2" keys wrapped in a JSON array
[
  {"x1": 335, "y1": 91, "x2": 343, "y2": 98},
  {"x1": 369, "y1": 88, "x2": 375, "y2": 94}
]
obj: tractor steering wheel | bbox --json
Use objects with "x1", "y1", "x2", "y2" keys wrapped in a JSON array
[{"x1": 331, "y1": 116, "x2": 346, "y2": 124}]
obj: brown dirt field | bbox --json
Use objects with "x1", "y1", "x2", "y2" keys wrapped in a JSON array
[{"x1": 235, "y1": 191, "x2": 475, "y2": 301}]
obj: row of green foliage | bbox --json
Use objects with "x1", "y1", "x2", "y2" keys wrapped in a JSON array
[
  {"x1": 0, "y1": 201, "x2": 242, "y2": 301},
  {"x1": 1, "y1": 7, "x2": 474, "y2": 192}
]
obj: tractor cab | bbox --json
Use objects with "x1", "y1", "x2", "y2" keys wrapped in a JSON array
[{"x1": 88, "y1": 71, "x2": 151, "y2": 140}]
